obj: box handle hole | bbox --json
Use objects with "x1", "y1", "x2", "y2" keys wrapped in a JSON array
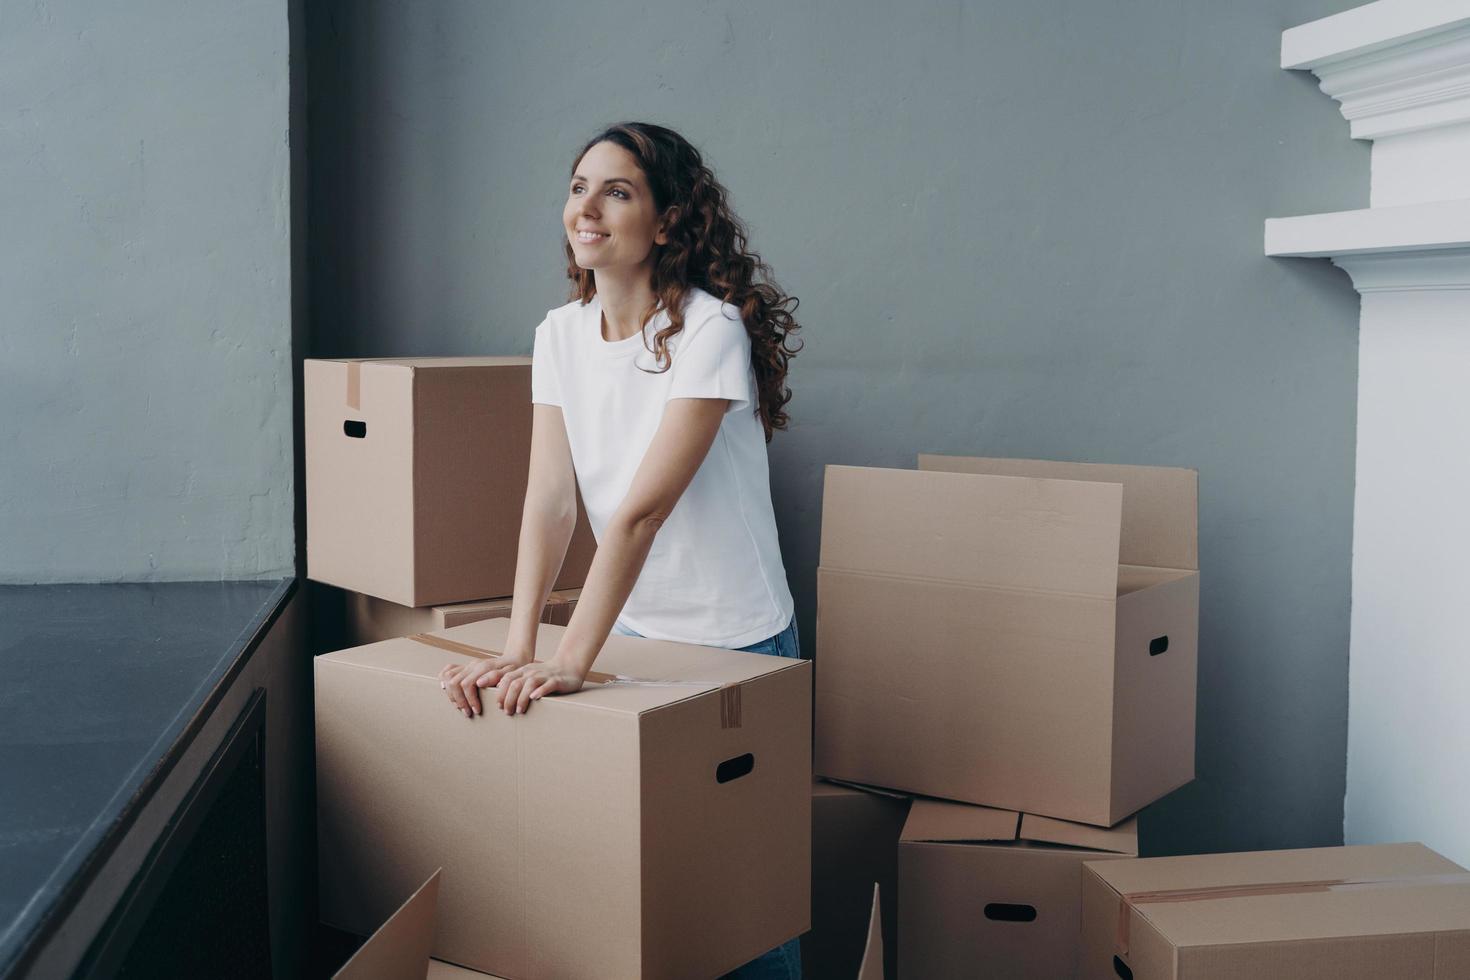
[
  {"x1": 716, "y1": 753, "x2": 754, "y2": 784},
  {"x1": 343, "y1": 420, "x2": 367, "y2": 439},
  {"x1": 1149, "y1": 635, "x2": 1169, "y2": 656},
  {"x1": 1114, "y1": 955, "x2": 1134, "y2": 979},
  {"x1": 983, "y1": 903, "x2": 1036, "y2": 922}
]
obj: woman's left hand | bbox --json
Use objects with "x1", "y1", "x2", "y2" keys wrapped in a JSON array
[{"x1": 495, "y1": 658, "x2": 586, "y2": 715}]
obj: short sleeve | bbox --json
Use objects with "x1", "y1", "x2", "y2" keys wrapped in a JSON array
[
  {"x1": 530, "y1": 318, "x2": 562, "y2": 406},
  {"x1": 666, "y1": 306, "x2": 752, "y2": 413}
]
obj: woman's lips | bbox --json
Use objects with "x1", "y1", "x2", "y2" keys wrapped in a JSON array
[{"x1": 576, "y1": 230, "x2": 609, "y2": 244}]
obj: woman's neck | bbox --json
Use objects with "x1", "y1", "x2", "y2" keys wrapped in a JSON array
[{"x1": 594, "y1": 266, "x2": 658, "y2": 342}]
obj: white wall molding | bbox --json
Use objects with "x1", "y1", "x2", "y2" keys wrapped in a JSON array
[
  {"x1": 1273, "y1": 0, "x2": 1470, "y2": 867},
  {"x1": 1283, "y1": 3, "x2": 1470, "y2": 139},
  {"x1": 1333, "y1": 246, "x2": 1470, "y2": 290}
]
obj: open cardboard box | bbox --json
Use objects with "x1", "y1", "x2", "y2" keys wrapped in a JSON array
[
  {"x1": 317, "y1": 617, "x2": 812, "y2": 979},
  {"x1": 899, "y1": 797, "x2": 1137, "y2": 979},
  {"x1": 342, "y1": 589, "x2": 581, "y2": 647},
  {"x1": 337, "y1": 871, "x2": 884, "y2": 980},
  {"x1": 305, "y1": 357, "x2": 595, "y2": 607},
  {"x1": 1081, "y1": 842, "x2": 1470, "y2": 979},
  {"x1": 815, "y1": 455, "x2": 1199, "y2": 826},
  {"x1": 805, "y1": 780, "x2": 910, "y2": 980},
  {"x1": 331, "y1": 870, "x2": 504, "y2": 979}
]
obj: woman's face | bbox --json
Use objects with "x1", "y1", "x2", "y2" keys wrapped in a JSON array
[{"x1": 563, "y1": 141, "x2": 669, "y2": 274}]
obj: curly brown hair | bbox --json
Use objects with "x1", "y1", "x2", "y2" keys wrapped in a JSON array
[{"x1": 564, "y1": 122, "x2": 802, "y2": 441}]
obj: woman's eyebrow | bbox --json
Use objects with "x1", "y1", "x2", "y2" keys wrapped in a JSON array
[{"x1": 571, "y1": 174, "x2": 635, "y2": 187}]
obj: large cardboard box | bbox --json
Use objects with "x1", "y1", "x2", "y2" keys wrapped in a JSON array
[
  {"x1": 316, "y1": 617, "x2": 812, "y2": 980},
  {"x1": 1081, "y1": 843, "x2": 1470, "y2": 980},
  {"x1": 815, "y1": 456, "x2": 1199, "y2": 826},
  {"x1": 342, "y1": 588, "x2": 582, "y2": 647},
  {"x1": 305, "y1": 357, "x2": 596, "y2": 607},
  {"x1": 898, "y1": 798, "x2": 1136, "y2": 979},
  {"x1": 804, "y1": 781, "x2": 910, "y2": 980}
]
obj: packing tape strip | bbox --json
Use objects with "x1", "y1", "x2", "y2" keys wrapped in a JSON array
[
  {"x1": 1115, "y1": 871, "x2": 1470, "y2": 956},
  {"x1": 408, "y1": 633, "x2": 743, "y2": 726},
  {"x1": 346, "y1": 361, "x2": 361, "y2": 411}
]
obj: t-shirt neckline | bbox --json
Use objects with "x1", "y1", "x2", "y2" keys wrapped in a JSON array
[{"x1": 589, "y1": 294, "x2": 665, "y2": 359}]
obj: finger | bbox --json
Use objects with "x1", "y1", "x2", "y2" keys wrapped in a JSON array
[
  {"x1": 476, "y1": 662, "x2": 510, "y2": 689},
  {"x1": 502, "y1": 676, "x2": 526, "y2": 715},
  {"x1": 528, "y1": 677, "x2": 556, "y2": 701},
  {"x1": 439, "y1": 664, "x2": 460, "y2": 689},
  {"x1": 460, "y1": 675, "x2": 482, "y2": 716},
  {"x1": 445, "y1": 676, "x2": 469, "y2": 715},
  {"x1": 517, "y1": 678, "x2": 537, "y2": 715}
]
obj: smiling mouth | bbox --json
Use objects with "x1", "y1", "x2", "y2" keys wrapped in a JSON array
[{"x1": 576, "y1": 230, "x2": 609, "y2": 243}]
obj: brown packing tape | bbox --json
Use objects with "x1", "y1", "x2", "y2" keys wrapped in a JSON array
[
  {"x1": 1115, "y1": 872, "x2": 1470, "y2": 956},
  {"x1": 720, "y1": 686, "x2": 742, "y2": 730},
  {"x1": 345, "y1": 361, "x2": 361, "y2": 411}
]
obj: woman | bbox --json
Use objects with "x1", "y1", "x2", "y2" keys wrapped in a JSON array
[{"x1": 439, "y1": 122, "x2": 804, "y2": 979}]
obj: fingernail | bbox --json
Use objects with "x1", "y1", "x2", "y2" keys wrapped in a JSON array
[{"x1": 440, "y1": 682, "x2": 446, "y2": 690}]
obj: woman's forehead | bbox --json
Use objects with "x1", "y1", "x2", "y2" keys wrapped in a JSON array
[{"x1": 573, "y1": 141, "x2": 647, "y2": 185}]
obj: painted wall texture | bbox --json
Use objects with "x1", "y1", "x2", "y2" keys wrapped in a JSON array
[
  {"x1": 1, "y1": 1, "x2": 294, "y2": 582},
  {"x1": 307, "y1": 0, "x2": 1367, "y2": 855}
]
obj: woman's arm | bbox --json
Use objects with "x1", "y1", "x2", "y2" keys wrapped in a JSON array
[
  {"x1": 493, "y1": 396, "x2": 730, "y2": 715},
  {"x1": 441, "y1": 403, "x2": 579, "y2": 717}
]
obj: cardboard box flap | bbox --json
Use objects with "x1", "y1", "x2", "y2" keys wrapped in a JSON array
[
  {"x1": 316, "y1": 356, "x2": 532, "y2": 370},
  {"x1": 820, "y1": 465, "x2": 1123, "y2": 597},
  {"x1": 918, "y1": 455, "x2": 1198, "y2": 572},
  {"x1": 1020, "y1": 813, "x2": 1138, "y2": 854},
  {"x1": 899, "y1": 798, "x2": 1019, "y2": 844},
  {"x1": 1140, "y1": 878, "x2": 1470, "y2": 948},
  {"x1": 319, "y1": 617, "x2": 802, "y2": 718},
  {"x1": 1087, "y1": 842, "x2": 1463, "y2": 897},
  {"x1": 857, "y1": 884, "x2": 884, "y2": 980},
  {"x1": 333, "y1": 870, "x2": 440, "y2": 980}
]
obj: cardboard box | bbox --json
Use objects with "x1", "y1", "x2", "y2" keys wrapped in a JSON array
[
  {"x1": 342, "y1": 588, "x2": 583, "y2": 647},
  {"x1": 333, "y1": 870, "x2": 508, "y2": 979},
  {"x1": 898, "y1": 798, "x2": 1136, "y2": 979},
  {"x1": 543, "y1": 588, "x2": 581, "y2": 626},
  {"x1": 804, "y1": 781, "x2": 910, "y2": 980},
  {"x1": 815, "y1": 456, "x2": 1199, "y2": 826},
  {"x1": 1081, "y1": 843, "x2": 1470, "y2": 980},
  {"x1": 316, "y1": 617, "x2": 812, "y2": 980},
  {"x1": 305, "y1": 357, "x2": 596, "y2": 607}
]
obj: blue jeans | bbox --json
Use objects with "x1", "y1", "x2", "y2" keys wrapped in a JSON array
[{"x1": 611, "y1": 617, "x2": 803, "y2": 980}]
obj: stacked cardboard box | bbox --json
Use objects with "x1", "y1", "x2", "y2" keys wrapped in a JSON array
[
  {"x1": 317, "y1": 617, "x2": 813, "y2": 979},
  {"x1": 306, "y1": 355, "x2": 596, "y2": 649},
  {"x1": 1081, "y1": 843, "x2": 1470, "y2": 979},
  {"x1": 342, "y1": 588, "x2": 582, "y2": 647},
  {"x1": 808, "y1": 455, "x2": 1200, "y2": 978}
]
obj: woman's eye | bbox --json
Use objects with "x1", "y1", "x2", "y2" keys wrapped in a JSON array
[
  {"x1": 571, "y1": 184, "x2": 584, "y2": 194},
  {"x1": 609, "y1": 188, "x2": 628, "y2": 199}
]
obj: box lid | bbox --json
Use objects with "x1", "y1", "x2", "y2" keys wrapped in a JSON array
[
  {"x1": 901, "y1": 799, "x2": 1137, "y2": 853},
  {"x1": 1089, "y1": 843, "x2": 1470, "y2": 948},
  {"x1": 1020, "y1": 812, "x2": 1138, "y2": 855},
  {"x1": 820, "y1": 465, "x2": 1123, "y2": 597},
  {"x1": 917, "y1": 455, "x2": 1198, "y2": 572},
  {"x1": 318, "y1": 617, "x2": 804, "y2": 718},
  {"x1": 333, "y1": 870, "x2": 440, "y2": 980},
  {"x1": 310, "y1": 356, "x2": 532, "y2": 369},
  {"x1": 857, "y1": 884, "x2": 884, "y2": 980},
  {"x1": 900, "y1": 799, "x2": 1020, "y2": 843}
]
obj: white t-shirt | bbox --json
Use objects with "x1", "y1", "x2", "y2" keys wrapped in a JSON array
[{"x1": 530, "y1": 287, "x2": 795, "y2": 647}]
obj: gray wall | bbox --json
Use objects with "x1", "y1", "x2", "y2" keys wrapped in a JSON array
[
  {"x1": 308, "y1": 0, "x2": 1367, "y2": 855},
  {"x1": 1, "y1": 1, "x2": 294, "y2": 583}
]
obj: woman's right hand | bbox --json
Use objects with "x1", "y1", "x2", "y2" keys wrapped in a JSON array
[{"x1": 439, "y1": 648, "x2": 532, "y2": 718}]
